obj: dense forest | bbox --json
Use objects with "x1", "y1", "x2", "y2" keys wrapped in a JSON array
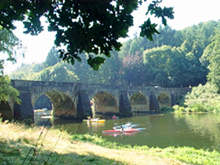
[{"x1": 10, "y1": 20, "x2": 220, "y2": 88}]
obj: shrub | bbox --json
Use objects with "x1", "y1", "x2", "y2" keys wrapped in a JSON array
[
  {"x1": 173, "y1": 105, "x2": 185, "y2": 113},
  {"x1": 190, "y1": 104, "x2": 207, "y2": 112},
  {"x1": 184, "y1": 83, "x2": 220, "y2": 112},
  {"x1": 160, "y1": 106, "x2": 173, "y2": 112}
]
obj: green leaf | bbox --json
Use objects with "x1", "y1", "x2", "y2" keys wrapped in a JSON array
[{"x1": 87, "y1": 56, "x2": 105, "y2": 70}]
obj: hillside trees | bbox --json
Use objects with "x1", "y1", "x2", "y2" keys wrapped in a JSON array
[
  {"x1": 153, "y1": 26, "x2": 182, "y2": 47},
  {"x1": 10, "y1": 47, "x2": 78, "y2": 82},
  {"x1": 141, "y1": 21, "x2": 220, "y2": 87},
  {"x1": 0, "y1": 0, "x2": 173, "y2": 69},
  {"x1": 91, "y1": 51, "x2": 122, "y2": 85},
  {"x1": 179, "y1": 24, "x2": 220, "y2": 112},
  {"x1": 10, "y1": 48, "x2": 121, "y2": 84},
  {"x1": 10, "y1": 20, "x2": 220, "y2": 88},
  {"x1": 33, "y1": 62, "x2": 79, "y2": 82},
  {"x1": 143, "y1": 46, "x2": 184, "y2": 87},
  {"x1": 142, "y1": 42, "x2": 208, "y2": 87},
  {"x1": 44, "y1": 47, "x2": 61, "y2": 67},
  {"x1": 122, "y1": 51, "x2": 146, "y2": 86},
  {"x1": 66, "y1": 51, "x2": 122, "y2": 85}
]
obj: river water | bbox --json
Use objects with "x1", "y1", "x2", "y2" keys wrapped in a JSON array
[{"x1": 36, "y1": 112, "x2": 220, "y2": 151}]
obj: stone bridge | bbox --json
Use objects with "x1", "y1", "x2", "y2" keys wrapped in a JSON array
[{"x1": 5, "y1": 80, "x2": 189, "y2": 121}]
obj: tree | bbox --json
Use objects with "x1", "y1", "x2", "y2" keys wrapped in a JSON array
[
  {"x1": 143, "y1": 45, "x2": 206, "y2": 87},
  {"x1": 0, "y1": 27, "x2": 21, "y2": 103},
  {"x1": 0, "y1": 76, "x2": 20, "y2": 103},
  {"x1": 207, "y1": 28, "x2": 220, "y2": 91},
  {"x1": 44, "y1": 47, "x2": 61, "y2": 67},
  {"x1": 34, "y1": 62, "x2": 79, "y2": 82},
  {"x1": 122, "y1": 52, "x2": 146, "y2": 86},
  {"x1": 0, "y1": 27, "x2": 20, "y2": 74},
  {"x1": 90, "y1": 51, "x2": 122, "y2": 85},
  {"x1": 143, "y1": 46, "x2": 171, "y2": 87},
  {"x1": 0, "y1": 0, "x2": 173, "y2": 69}
]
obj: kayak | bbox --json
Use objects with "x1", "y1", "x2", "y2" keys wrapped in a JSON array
[
  {"x1": 90, "y1": 119, "x2": 105, "y2": 123},
  {"x1": 84, "y1": 119, "x2": 106, "y2": 123},
  {"x1": 113, "y1": 122, "x2": 138, "y2": 130},
  {"x1": 112, "y1": 115, "x2": 119, "y2": 119},
  {"x1": 103, "y1": 128, "x2": 141, "y2": 134}
]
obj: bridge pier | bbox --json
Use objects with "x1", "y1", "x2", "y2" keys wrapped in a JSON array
[
  {"x1": 119, "y1": 91, "x2": 132, "y2": 117},
  {"x1": 76, "y1": 90, "x2": 92, "y2": 119},
  {"x1": 149, "y1": 92, "x2": 159, "y2": 111},
  {"x1": 14, "y1": 91, "x2": 34, "y2": 122}
]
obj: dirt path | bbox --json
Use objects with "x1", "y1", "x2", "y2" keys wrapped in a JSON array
[
  {"x1": 71, "y1": 142, "x2": 186, "y2": 165},
  {"x1": 52, "y1": 138, "x2": 186, "y2": 165}
]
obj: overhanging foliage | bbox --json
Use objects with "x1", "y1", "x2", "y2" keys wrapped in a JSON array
[{"x1": 0, "y1": 0, "x2": 173, "y2": 69}]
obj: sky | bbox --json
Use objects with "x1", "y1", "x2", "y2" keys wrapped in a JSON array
[{"x1": 3, "y1": 0, "x2": 220, "y2": 74}]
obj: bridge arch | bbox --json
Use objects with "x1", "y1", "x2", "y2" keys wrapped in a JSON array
[
  {"x1": 157, "y1": 92, "x2": 171, "y2": 109},
  {"x1": 0, "y1": 101, "x2": 14, "y2": 121},
  {"x1": 130, "y1": 92, "x2": 149, "y2": 112},
  {"x1": 32, "y1": 90, "x2": 77, "y2": 119},
  {"x1": 33, "y1": 94, "x2": 52, "y2": 125},
  {"x1": 47, "y1": 90, "x2": 76, "y2": 119},
  {"x1": 34, "y1": 94, "x2": 52, "y2": 110},
  {"x1": 90, "y1": 91, "x2": 118, "y2": 116}
]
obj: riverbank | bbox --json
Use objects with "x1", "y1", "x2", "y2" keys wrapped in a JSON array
[{"x1": 0, "y1": 121, "x2": 219, "y2": 165}]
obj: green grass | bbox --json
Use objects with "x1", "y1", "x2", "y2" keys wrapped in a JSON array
[
  {"x1": 72, "y1": 134, "x2": 220, "y2": 165},
  {"x1": 0, "y1": 121, "x2": 123, "y2": 165},
  {"x1": 0, "y1": 140, "x2": 121, "y2": 165}
]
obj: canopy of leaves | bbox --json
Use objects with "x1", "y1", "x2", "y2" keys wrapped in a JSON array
[{"x1": 0, "y1": 0, "x2": 173, "y2": 69}]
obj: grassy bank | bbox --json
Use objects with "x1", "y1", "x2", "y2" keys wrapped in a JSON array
[{"x1": 0, "y1": 121, "x2": 220, "y2": 165}]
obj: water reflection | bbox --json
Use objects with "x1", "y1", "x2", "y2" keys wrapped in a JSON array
[{"x1": 173, "y1": 113, "x2": 220, "y2": 150}]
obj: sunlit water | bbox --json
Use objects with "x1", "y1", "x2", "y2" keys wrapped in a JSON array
[{"x1": 35, "y1": 112, "x2": 220, "y2": 151}]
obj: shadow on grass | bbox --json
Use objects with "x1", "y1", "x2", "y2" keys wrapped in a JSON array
[{"x1": 0, "y1": 140, "x2": 123, "y2": 165}]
